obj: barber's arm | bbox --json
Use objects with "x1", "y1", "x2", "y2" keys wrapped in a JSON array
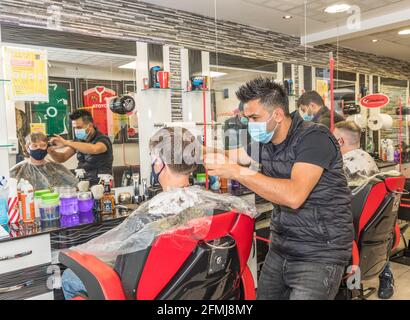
[
  {"x1": 205, "y1": 154, "x2": 322, "y2": 209},
  {"x1": 48, "y1": 145, "x2": 76, "y2": 163},
  {"x1": 50, "y1": 135, "x2": 107, "y2": 155}
]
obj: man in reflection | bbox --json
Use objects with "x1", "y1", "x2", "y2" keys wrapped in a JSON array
[
  {"x1": 10, "y1": 133, "x2": 78, "y2": 190},
  {"x1": 334, "y1": 121, "x2": 395, "y2": 300},
  {"x1": 223, "y1": 102, "x2": 251, "y2": 150},
  {"x1": 48, "y1": 110, "x2": 113, "y2": 186},
  {"x1": 297, "y1": 90, "x2": 344, "y2": 128}
]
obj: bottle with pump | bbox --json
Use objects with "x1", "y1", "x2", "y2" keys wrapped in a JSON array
[
  {"x1": 387, "y1": 140, "x2": 395, "y2": 162},
  {"x1": 100, "y1": 175, "x2": 115, "y2": 215}
]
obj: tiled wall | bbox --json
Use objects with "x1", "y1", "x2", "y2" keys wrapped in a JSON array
[{"x1": 1, "y1": 0, "x2": 410, "y2": 81}]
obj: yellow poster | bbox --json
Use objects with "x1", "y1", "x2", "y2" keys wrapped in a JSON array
[
  {"x1": 3, "y1": 46, "x2": 48, "y2": 101},
  {"x1": 316, "y1": 79, "x2": 329, "y2": 106},
  {"x1": 30, "y1": 123, "x2": 46, "y2": 134}
]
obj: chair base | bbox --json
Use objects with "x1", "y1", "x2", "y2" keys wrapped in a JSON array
[
  {"x1": 390, "y1": 223, "x2": 410, "y2": 266},
  {"x1": 336, "y1": 284, "x2": 377, "y2": 300}
]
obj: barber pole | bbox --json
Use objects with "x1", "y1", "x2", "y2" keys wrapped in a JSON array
[
  {"x1": 7, "y1": 196, "x2": 19, "y2": 224},
  {"x1": 7, "y1": 178, "x2": 20, "y2": 224}
]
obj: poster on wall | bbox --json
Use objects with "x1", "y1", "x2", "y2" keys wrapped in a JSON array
[
  {"x1": 78, "y1": 79, "x2": 123, "y2": 142},
  {"x1": 3, "y1": 46, "x2": 48, "y2": 101},
  {"x1": 26, "y1": 77, "x2": 75, "y2": 138},
  {"x1": 30, "y1": 123, "x2": 46, "y2": 134},
  {"x1": 316, "y1": 79, "x2": 329, "y2": 106}
]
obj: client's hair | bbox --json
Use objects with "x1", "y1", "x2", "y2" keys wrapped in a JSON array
[
  {"x1": 25, "y1": 132, "x2": 48, "y2": 145},
  {"x1": 149, "y1": 127, "x2": 202, "y2": 175},
  {"x1": 335, "y1": 121, "x2": 361, "y2": 146}
]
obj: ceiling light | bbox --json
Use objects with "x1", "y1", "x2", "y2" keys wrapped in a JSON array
[
  {"x1": 324, "y1": 4, "x2": 351, "y2": 13},
  {"x1": 398, "y1": 29, "x2": 410, "y2": 35},
  {"x1": 372, "y1": 39, "x2": 379, "y2": 43},
  {"x1": 210, "y1": 71, "x2": 227, "y2": 78},
  {"x1": 283, "y1": 15, "x2": 293, "y2": 19},
  {"x1": 119, "y1": 61, "x2": 136, "y2": 69}
]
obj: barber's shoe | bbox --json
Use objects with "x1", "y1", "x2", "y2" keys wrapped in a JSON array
[{"x1": 378, "y1": 270, "x2": 395, "y2": 299}]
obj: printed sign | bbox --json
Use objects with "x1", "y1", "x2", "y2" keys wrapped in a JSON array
[
  {"x1": 3, "y1": 46, "x2": 48, "y2": 101},
  {"x1": 360, "y1": 94, "x2": 390, "y2": 109},
  {"x1": 30, "y1": 123, "x2": 46, "y2": 134}
]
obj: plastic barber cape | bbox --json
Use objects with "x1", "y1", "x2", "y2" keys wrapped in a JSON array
[
  {"x1": 10, "y1": 159, "x2": 78, "y2": 190},
  {"x1": 72, "y1": 186, "x2": 257, "y2": 266}
]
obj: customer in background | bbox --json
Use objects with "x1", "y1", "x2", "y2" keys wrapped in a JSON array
[
  {"x1": 10, "y1": 133, "x2": 78, "y2": 190},
  {"x1": 48, "y1": 109, "x2": 113, "y2": 187},
  {"x1": 297, "y1": 90, "x2": 344, "y2": 128},
  {"x1": 334, "y1": 121, "x2": 394, "y2": 300}
]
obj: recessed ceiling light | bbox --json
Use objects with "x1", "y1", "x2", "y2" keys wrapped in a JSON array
[
  {"x1": 210, "y1": 71, "x2": 227, "y2": 78},
  {"x1": 283, "y1": 15, "x2": 293, "y2": 19},
  {"x1": 324, "y1": 4, "x2": 351, "y2": 13},
  {"x1": 372, "y1": 39, "x2": 379, "y2": 43},
  {"x1": 119, "y1": 61, "x2": 136, "y2": 69},
  {"x1": 398, "y1": 29, "x2": 410, "y2": 35}
]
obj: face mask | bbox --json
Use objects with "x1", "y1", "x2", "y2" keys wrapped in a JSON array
[
  {"x1": 302, "y1": 113, "x2": 314, "y2": 121},
  {"x1": 29, "y1": 147, "x2": 48, "y2": 161},
  {"x1": 75, "y1": 128, "x2": 89, "y2": 141},
  {"x1": 151, "y1": 159, "x2": 165, "y2": 186},
  {"x1": 240, "y1": 116, "x2": 249, "y2": 125},
  {"x1": 248, "y1": 114, "x2": 278, "y2": 144}
]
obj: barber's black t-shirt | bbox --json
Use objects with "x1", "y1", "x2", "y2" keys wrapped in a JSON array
[
  {"x1": 77, "y1": 130, "x2": 113, "y2": 186},
  {"x1": 295, "y1": 130, "x2": 338, "y2": 170}
]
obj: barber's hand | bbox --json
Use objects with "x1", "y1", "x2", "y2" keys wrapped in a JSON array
[
  {"x1": 204, "y1": 152, "x2": 239, "y2": 179},
  {"x1": 50, "y1": 135, "x2": 69, "y2": 148}
]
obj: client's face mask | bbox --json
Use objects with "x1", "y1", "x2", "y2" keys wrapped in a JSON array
[
  {"x1": 248, "y1": 113, "x2": 279, "y2": 144},
  {"x1": 74, "y1": 127, "x2": 89, "y2": 141},
  {"x1": 151, "y1": 159, "x2": 165, "y2": 186},
  {"x1": 29, "y1": 147, "x2": 48, "y2": 161},
  {"x1": 300, "y1": 105, "x2": 314, "y2": 121}
]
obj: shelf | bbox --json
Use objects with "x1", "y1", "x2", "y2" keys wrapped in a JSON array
[
  {"x1": 184, "y1": 89, "x2": 225, "y2": 93},
  {"x1": 141, "y1": 88, "x2": 183, "y2": 92},
  {"x1": 0, "y1": 79, "x2": 11, "y2": 82},
  {"x1": 0, "y1": 144, "x2": 14, "y2": 148}
]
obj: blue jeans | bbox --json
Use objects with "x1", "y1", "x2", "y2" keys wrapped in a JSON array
[
  {"x1": 257, "y1": 249, "x2": 345, "y2": 300},
  {"x1": 61, "y1": 268, "x2": 87, "y2": 300}
]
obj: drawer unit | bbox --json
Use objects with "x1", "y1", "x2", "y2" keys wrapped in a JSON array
[
  {"x1": 0, "y1": 263, "x2": 53, "y2": 300},
  {"x1": 0, "y1": 234, "x2": 51, "y2": 274}
]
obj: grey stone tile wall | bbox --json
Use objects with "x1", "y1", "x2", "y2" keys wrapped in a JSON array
[{"x1": 1, "y1": 0, "x2": 409, "y2": 81}]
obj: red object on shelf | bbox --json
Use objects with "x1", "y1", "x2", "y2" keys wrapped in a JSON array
[{"x1": 157, "y1": 71, "x2": 169, "y2": 89}]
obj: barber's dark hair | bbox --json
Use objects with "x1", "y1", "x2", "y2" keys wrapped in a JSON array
[
  {"x1": 69, "y1": 109, "x2": 94, "y2": 123},
  {"x1": 297, "y1": 91, "x2": 325, "y2": 109},
  {"x1": 236, "y1": 77, "x2": 289, "y2": 115}
]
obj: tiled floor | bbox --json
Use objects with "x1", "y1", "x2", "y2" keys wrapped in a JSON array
[{"x1": 365, "y1": 225, "x2": 410, "y2": 300}]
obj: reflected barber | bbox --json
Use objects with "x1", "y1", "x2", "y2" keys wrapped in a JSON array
[
  {"x1": 48, "y1": 109, "x2": 113, "y2": 186},
  {"x1": 205, "y1": 78, "x2": 354, "y2": 300}
]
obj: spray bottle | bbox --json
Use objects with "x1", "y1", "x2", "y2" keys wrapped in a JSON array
[
  {"x1": 98, "y1": 174, "x2": 115, "y2": 215},
  {"x1": 20, "y1": 180, "x2": 35, "y2": 223}
]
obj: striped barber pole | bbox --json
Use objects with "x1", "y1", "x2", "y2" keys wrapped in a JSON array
[{"x1": 7, "y1": 196, "x2": 19, "y2": 224}]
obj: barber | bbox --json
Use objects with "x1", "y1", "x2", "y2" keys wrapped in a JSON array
[
  {"x1": 48, "y1": 109, "x2": 113, "y2": 186},
  {"x1": 205, "y1": 78, "x2": 354, "y2": 300},
  {"x1": 297, "y1": 90, "x2": 344, "y2": 128}
]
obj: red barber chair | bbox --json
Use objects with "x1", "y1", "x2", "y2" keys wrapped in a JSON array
[
  {"x1": 338, "y1": 174, "x2": 405, "y2": 299},
  {"x1": 59, "y1": 210, "x2": 256, "y2": 300}
]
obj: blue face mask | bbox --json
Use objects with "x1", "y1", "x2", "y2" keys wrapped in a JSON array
[
  {"x1": 248, "y1": 114, "x2": 278, "y2": 144},
  {"x1": 240, "y1": 116, "x2": 249, "y2": 125},
  {"x1": 29, "y1": 147, "x2": 48, "y2": 161},
  {"x1": 74, "y1": 128, "x2": 89, "y2": 141},
  {"x1": 302, "y1": 113, "x2": 314, "y2": 121},
  {"x1": 151, "y1": 159, "x2": 165, "y2": 186}
]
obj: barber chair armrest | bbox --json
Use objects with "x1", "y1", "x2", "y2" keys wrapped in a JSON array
[{"x1": 59, "y1": 250, "x2": 126, "y2": 300}]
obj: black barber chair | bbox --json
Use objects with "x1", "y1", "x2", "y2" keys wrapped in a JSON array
[{"x1": 337, "y1": 174, "x2": 405, "y2": 299}]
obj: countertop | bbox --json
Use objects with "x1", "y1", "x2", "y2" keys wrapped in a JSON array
[{"x1": 0, "y1": 188, "x2": 272, "y2": 244}]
